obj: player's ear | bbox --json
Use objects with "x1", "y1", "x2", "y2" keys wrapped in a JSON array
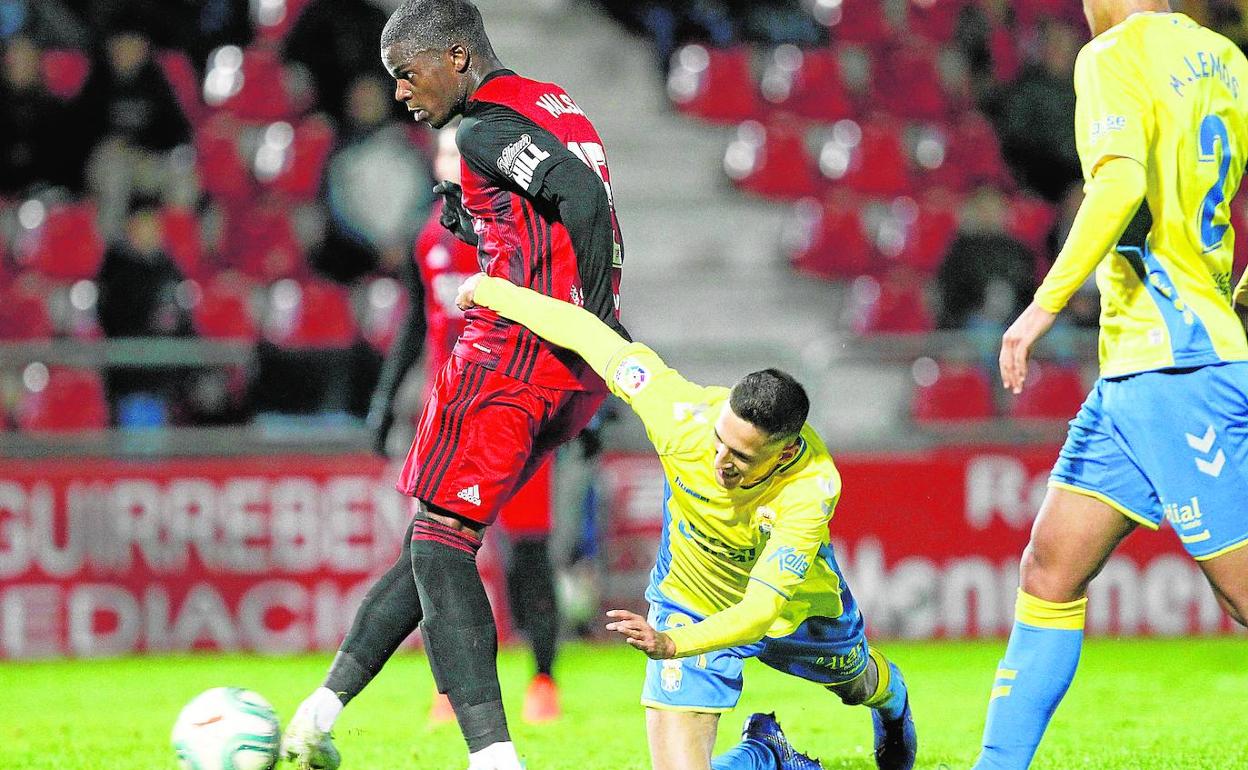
[{"x1": 449, "y1": 43, "x2": 470, "y2": 73}]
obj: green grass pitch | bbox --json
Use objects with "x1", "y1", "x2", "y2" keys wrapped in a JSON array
[{"x1": 6, "y1": 638, "x2": 1246, "y2": 769}]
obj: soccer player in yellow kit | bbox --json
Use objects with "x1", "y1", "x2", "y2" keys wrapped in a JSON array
[
  {"x1": 455, "y1": 274, "x2": 917, "y2": 770},
  {"x1": 977, "y1": 2, "x2": 1248, "y2": 767}
]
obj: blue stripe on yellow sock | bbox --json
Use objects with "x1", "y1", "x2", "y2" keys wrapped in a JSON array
[{"x1": 974, "y1": 591, "x2": 1086, "y2": 770}]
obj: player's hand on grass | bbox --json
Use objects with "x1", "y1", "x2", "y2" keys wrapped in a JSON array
[
  {"x1": 433, "y1": 180, "x2": 479, "y2": 246},
  {"x1": 455, "y1": 272, "x2": 487, "y2": 311},
  {"x1": 999, "y1": 301, "x2": 1058, "y2": 394},
  {"x1": 605, "y1": 610, "x2": 676, "y2": 660}
]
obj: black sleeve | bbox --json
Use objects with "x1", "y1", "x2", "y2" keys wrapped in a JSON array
[
  {"x1": 458, "y1": 108, "x2": 624, "y2": 335},
  {"x1": 537, "y1": 159, "x2": 623, "y2": 334},
  {"x1": 366, "y1": 259, "x2": 427, "y2": 432},
  {"x1": 456, "y1": 109, "x2": 582, "y2": 200}
]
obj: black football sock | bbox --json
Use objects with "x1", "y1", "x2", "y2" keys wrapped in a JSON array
[
  {"x1": 324, "y1": 518, "x2": 423, "y2": 705},
  {"x1": 410, "y1": 515, "x2": 509, "y2": 752},
  {"x1": 506, "y1": 536, "x2": 559, "y2": 678}
]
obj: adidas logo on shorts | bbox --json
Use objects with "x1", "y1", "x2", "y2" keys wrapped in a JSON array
[{"x1": 457, "y1": 485, "x2": 482, "y2": 507}]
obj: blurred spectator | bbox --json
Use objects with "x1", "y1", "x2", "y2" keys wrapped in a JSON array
[
  {"x1": 934, "y1": 186, "x2": 1037, "y2": 330},
  {"x1": 0, "y1": 36, "x2": 76, "y2": 195},
  {"x1": 955, "y1": 0, "x2": 1021, "y2": 97},
  {"x1": 985, "y1": 19, "x2": 1080, "y2": 202},
  {"x1": 314, "y1": 74, "x2": 433, "y2": 282},
  {"x1": 282, "y1": 0, "x2": 391, "y2": 122},
  {"x1": 0, "y1": 0, "x2": 88, "y2": 48},
  {"x1": 96, "y1": 198, "x2": 191, "y2": 338},
  {"x1": 76, "y1": 13, "x2": 196, "y2": 237},
  {"x1": 159, "y1": 0, "x2": 253, "y2": 70},
  {"x1": 95, "y1": 198, "x2": 194, "y2": 424},
  {"x1": 592, "y1": 0, "x2": 821, "y2": 73},
  {"x1": 1183, "y1": 0, "x2": 1248, "y2": 50}
]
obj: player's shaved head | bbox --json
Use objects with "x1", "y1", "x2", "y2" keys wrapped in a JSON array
[
  {"x1": 381, "y1": 0, "x2": 495, "y2": 60},
  {"x1": 1082, "y1": 0, "x2": 1171, "y2": 36},
  {"x1": 729, "y1": 369, "x2": 809, "y2": 442}
]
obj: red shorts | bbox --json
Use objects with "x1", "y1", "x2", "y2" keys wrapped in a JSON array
[{"x1": 396, "y1": 355, "x2": 605, "y2": 527}]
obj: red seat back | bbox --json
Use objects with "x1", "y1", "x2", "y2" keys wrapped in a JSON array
[
  {"x1": 668, "y1": 45, "x2": 760, "y2": 124},
  {"x1": 912, "y1": 363, "x2": 996, "y2": 423},
  {"x1": 41, "y1": 49, "x2": 90, "y2": 100},
  {"x1": 264, "y1": 279, "x2": 357, "y2": 349},
  {"x1": 19, "y1": 203, "x2": 105, "y2": 281},
  {"x1": 0, "y1": 285, "x2": 53, "y2": 341},
  {"x1": 192, "y1": 277, "x2": 259, "y2": 340},
  {"x1": 15, "y1": 366, "x2": 109, "y2": 432},
  {"x1": 1009, "y1": 363, "x2": 1087, "y2": 420}
]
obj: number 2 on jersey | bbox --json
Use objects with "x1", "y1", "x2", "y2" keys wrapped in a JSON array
[{"x1": 1197, "y1": 114, "x2": 1232, "y2": 252}]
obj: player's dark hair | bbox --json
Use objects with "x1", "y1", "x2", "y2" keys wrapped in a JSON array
[
  {"x1": 381, "y1": 0, "x2": 495, "y2": 59},
  {"x1": 729, "y1": 369, "x2": 809, "y2": 441}
]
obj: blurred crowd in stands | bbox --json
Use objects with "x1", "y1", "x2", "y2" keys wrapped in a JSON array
[
  {"x1": 0, "y1": 0, "x2": 432, "y2": 431},
  {"x1": 4, "y1": 0, "x2": 1248, "y2": 433}
]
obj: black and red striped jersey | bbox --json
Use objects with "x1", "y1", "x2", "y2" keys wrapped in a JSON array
[{"x1": 452, "y1": 69, "x2": 624, "y2": 391}]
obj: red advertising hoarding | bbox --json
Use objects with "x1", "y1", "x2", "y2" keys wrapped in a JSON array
[
  {"x1": 0, "y1": 455, "x2": 521, "y2": 659},
  {"x1": 1, "y1": 447, "x2": 1237, "y2": 660},
  {"x1": 598, "y1": 447, "x2": 1240, "y2": 640}
]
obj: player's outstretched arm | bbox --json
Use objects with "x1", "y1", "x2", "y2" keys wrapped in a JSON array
[
  {"x1": 604, "y1": 580, "x2": 787, "y2": 660},
  {"x1": 1000, "y1": 156, "x2": 1146, "y2": 393},
  {"x1": 459, "y1": 273, "x2": 627, "y2": 379}
]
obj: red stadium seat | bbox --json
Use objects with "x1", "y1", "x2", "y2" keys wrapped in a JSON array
[
  {"x1": 17, "y1": 202, "x2": 105, "y2": 281},
  {"x1": 1231, "y1": 199, "x2": 1248, "y2": 279},
  {"x1": 906, "y1": 0, "x2": 970, "y2": 43},
  {"x1": 871, "y1": 42, "x2": 948, "y2": 121},
  {"x1": 1006, "y1": 194, "x2": 1057, "y2": 259},
  {"x1": 160, "y1": 206, "x2": 204, "y2": 279},
  {"x1": 0, "y1": 284, "x2": 53, "y2": 341},
  {"x1": 192, "y1": 275, "x2": 259, "y2": 340},
  {"x1": 1008, "y1": 362, "x2": 1087, "y2": 420},
  {"x1": 263, "y1": 279, "x2": 357, "y2": 349},
  {"x1": 820, "y1": 117, "x2": 912, "y2": 197},
  {"x1": 789, "y1": 194, "x2": 875, "y2": 279},
  {"x1": 40, "y1": 49, "x2": 90, "y2": 100},
  {"x1": 156, "y1": 50, "x2": 207, "y2": 126},
  {"x1": 827, "y1": 0, "x2": 892, "y2": 44},
  {"x1": 845, "y1": 273, "x2": 934, "y2": 334},
  {"x1": 912, "y1": 362, "x2": 996, "y2": 423},
  {"x1": 667, "y1": 45, "x2": 761, "y2": 124},
  {"x1": 266, "y1": 117, "x2": 335, "y2": 200},
  {"x1": 944, "y1": 113, "x2": 1013, "y2": 191},
  {"x1": 207, "y1": 46, "x2": 297, "y2": 122},
  {"x1": 896, "y1": 192, "x2": 960, "y2": 274},
  {"x1": 197, "y1": 114, "x2": 255, "y2": 204},
  {"x1": 15, "y1": 366, "x2": 109, "y2": 433},
  {"x1": 758, "y1": 46, "x2": 854, "y2": 122},
  {"x1": 724, "y1": 120, "x2": 820, "y2": 200},
  {"x1": 218, "y1": 199, "x2": 305, "y2": 281}
]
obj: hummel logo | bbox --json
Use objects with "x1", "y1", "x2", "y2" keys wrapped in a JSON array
[
  {"x1": 1185, "y1": 425, "x2": 1226, "y2": 478},
  {"x1": 457, "y1": 485, "x2": 481, "y2": 506}
]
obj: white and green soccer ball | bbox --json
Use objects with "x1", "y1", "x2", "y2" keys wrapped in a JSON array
[{"x1": 171, "y1": 687, "x2": 281, "y2": 770}]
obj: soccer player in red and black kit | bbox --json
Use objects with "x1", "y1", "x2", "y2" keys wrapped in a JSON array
[
  {"x1": 367, "y1": 127, "x2": 568, "y2": 726},
  {"x1": 282, "y1": 1, "x2": 625, "y2": 769}
]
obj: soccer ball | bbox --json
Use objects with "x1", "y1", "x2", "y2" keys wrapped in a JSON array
[{"x1": 171, "y1": 687, "x2": 281, "y2": 770}]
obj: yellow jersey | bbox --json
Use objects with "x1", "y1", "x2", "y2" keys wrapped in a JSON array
[
  {"x1": 602, "y1": 342, "x2": 846, "y2": 641},
  {"x1": 1066, "y1": 12, "x2": 1248, "y2": 376}
]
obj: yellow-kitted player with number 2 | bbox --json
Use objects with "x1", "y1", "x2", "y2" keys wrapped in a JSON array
[{"x1": 979, "y1": 2, "x2": 1248, "y2": 768}]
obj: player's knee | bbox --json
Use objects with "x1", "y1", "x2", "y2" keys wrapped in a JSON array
[{"x1": 1018, "y1": 541, "x2": 1085, "y2": 603}]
